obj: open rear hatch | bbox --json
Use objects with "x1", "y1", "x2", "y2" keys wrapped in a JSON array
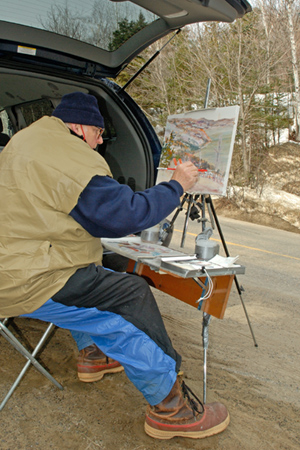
[
  {"x1": 0, "y1": 0, "x2": 252, "y2": 78},
  {"x1": 0, "y1": 0, "x2": 251, "y2": 190}
]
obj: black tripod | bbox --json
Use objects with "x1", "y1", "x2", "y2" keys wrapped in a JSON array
[
  {"x1": 164, "y1": 192, "x2": 258, "y2": 348},
  {"x1": 163, "y1": 193, "x2": 209, "y2": 248},
  {"x1": 163, "y1": 192, "x2": 258, "y2": 403}
]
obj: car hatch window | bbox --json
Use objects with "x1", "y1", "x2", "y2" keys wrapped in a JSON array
[{"x1": 0, "y1": 0, "x2": 157, "y2": 52}]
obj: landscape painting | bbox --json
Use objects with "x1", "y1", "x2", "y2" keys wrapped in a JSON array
[{"x1": 156, "y1": 106, "x2": 240, "y2": 196}]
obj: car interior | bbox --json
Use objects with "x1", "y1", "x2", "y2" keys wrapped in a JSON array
[{"x1": 0, "y1": 72, "x2": 157, "y2": 191}]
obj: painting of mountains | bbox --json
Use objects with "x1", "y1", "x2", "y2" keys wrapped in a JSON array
[{"x1": 156, "y1": 106, "x2": 240, "y2": 196}]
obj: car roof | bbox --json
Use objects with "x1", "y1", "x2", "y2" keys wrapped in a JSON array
[{"x1": 0, "y1": 0, "x2": 252, "y2": 78}]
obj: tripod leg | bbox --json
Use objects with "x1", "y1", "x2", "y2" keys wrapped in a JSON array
[
  {"x1": 163, "y1": 193, "x2": 189, "y2": 241},
  {"x1": 180, "y1": 194, "x2": 193, "y2": 247},
  {"x1": 202, "y1": 312, "x2": 211, "y2": 404},
  {"x1": 159, "y1": 194, "x2": 189, "y2": 245},
  {"x1": 206, "y1": 197, "x2": 216, "y2": 230},
  {"x1": 206, "y1": 196, "x2": 258, "y2": 347},
  {"x1": 168, "y1": 193, "x2": 189, "y2": 228},
  {"x1": 233, "y1": 276, "x2": 258, "y2": 347}
]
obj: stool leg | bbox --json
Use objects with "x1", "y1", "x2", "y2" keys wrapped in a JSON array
[{"x1": 0, "y1": 322, "x2": 63, "y2": 411}]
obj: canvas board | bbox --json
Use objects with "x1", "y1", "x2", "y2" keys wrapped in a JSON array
[{"x1": 156, "y1": 106, "x2": 240, "y2": 196}]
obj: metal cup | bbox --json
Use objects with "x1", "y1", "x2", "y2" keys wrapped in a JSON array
[{"x1": 141, "y1": 225, "x2": 160, "y2": 244}]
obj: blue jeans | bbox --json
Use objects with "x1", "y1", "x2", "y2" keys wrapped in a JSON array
[{"x1": 70, "y1": 330, "x2": 94, "y2": 351}]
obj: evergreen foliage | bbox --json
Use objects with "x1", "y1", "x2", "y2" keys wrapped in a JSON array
[{"x1": 108, "y1": 13, "x2": 148, "y2": 51}]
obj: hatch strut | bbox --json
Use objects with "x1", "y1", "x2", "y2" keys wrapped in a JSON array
[{"x1": 120, "y1": 28, "x2": 181, "y2": 92}]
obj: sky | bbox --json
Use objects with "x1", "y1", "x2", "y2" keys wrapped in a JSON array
[
  {"x1": 0, "y1": 0, "x2": 255, "y2": 30},
  {"x1": 0, "y1": 0, "x2": 97, "y2": 28},
  {"x1": 0, "y1": 0, "x2": 136, "y2": 29}
]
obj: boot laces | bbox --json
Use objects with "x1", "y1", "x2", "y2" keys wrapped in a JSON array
[{"x1": 181, "y1": 380, "x2": 204, "y2": 417}]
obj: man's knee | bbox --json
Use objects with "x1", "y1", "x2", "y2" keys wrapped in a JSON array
[{"x1": 127, "y1": 273, "x2": 153, "y2": 297}]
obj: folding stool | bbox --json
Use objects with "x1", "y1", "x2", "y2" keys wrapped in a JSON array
[{"x1": 0, "y1": 318, "x2": 63, "y2": 411}]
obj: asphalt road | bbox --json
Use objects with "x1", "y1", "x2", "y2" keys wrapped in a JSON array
[{"x1": 168, "y1": 210, "x2": 300, "y2": 301}]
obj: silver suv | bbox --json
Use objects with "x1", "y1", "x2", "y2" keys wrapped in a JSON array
[{"x1": 0, "y1": 0, "x2": 251, "y2": 189}]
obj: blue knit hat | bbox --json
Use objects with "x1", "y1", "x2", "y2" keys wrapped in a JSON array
[{"x1": 52, "y1": 92, "x2": 104, "y2": 128}]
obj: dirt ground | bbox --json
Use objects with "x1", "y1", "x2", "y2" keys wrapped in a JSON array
[
  {"x1": 1, "y1": 216, "x2": 300, "y2": 450},
  {"x1": 213, "y1": 197, "x2": 300, "y2": 235},
  {"x1": 1, "y1": 295, "x2": 299, "y2": 449}
]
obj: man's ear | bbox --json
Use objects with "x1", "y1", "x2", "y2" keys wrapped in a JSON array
[{"x1": 68, "y1": 123, "x2": 82, "y2": 136}]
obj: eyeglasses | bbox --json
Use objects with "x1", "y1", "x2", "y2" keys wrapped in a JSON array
[
  {"x1": 80, "y1": 125, "x2": 105, "y2": 141},
  {"x1": 95, "y1": 127, "x2": 105, "y2": 137}
]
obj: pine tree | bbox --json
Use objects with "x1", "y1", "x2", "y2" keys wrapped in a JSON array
[{"x1": 108, "y1": 13, "x2": 148, "y2": 51}]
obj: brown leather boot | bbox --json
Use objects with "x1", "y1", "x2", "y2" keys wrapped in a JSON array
[
  {"x1": 144, "y1": 378, "x2": 230, "y2": 439},
  {"x1": 77, "y1": 344, "x2": 124, "y2": 382}
]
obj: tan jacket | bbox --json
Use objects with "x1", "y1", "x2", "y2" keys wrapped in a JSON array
[{"x1": 0, "y1": 116, "x2": 112, "y2": 317}]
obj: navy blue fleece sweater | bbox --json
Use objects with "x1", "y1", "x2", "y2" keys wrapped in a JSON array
[{"x1": 70, "y1": 175, "x2": 183, "y2": 238}]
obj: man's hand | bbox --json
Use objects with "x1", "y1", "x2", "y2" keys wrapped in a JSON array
[{"x1": 171, "y1": 161, "x2": 198, "y2": 192}]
